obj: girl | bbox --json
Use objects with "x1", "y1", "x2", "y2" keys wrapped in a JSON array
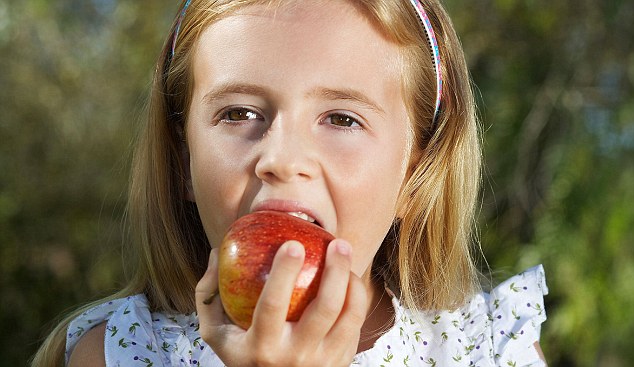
[{"x1": 33, "y1": 0, "x2": 548, "y2": 366}]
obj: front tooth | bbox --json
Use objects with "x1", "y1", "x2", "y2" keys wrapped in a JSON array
[{"x1": 287, "y1": 211, "x2": 315, "y2": 223}]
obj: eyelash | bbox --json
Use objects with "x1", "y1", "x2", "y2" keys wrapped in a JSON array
[
  {"x1": 213, "y1": 106, "x2": 264, "y2": 126},
  {"x1": 321, "y1": 112, "x2": 363, "y2": 131},
  {"x1": 213, "y1": 107, "x2": 364, "y2": 131}
]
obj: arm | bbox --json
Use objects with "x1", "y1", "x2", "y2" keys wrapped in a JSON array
[
  {"x1": 534, "y1": 341, "x2": 547, "y2": 365},
  {"x1": 67, "y1": 322, "x2": 107, "y2": 367}
]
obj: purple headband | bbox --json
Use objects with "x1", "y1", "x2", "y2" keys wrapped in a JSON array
[
  {"x1": 410, "y1": 0, "x2": 443, "y2": 120},
  {"x1": 171, "y1": 0, "x2": 192, "y2": 58},
  {"x1": 171, "y1": 0, "x2": 442, "y2": 120}
]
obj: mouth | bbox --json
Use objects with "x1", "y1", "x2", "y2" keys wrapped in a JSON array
[
  {"x1": 286, "y1": 211, "x2": 319, "y2": 226},
  {"x1": 251, "y1": 200, "x2": 324, "y2": 228}
]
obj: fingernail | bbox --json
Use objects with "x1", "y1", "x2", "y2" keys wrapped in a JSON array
[
  {"x1": 286, "y1": 241, "x2": 304, "y2": 258},
  {"x1": 336, "y1": 241, "x2": 351, "y2": 256},
  {"x1": 203, "y1": 291, "x2": 218, "y2": 305}
]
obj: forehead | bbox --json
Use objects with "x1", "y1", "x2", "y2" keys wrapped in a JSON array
[{"x1": 191, "y1": 1, "x2": 406, "y2": 110}]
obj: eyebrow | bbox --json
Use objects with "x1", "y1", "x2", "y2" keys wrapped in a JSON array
[
  {"x1": 201, "y1": 83, "x2": 270, "y2": 104},
  {"x1": 201, "y1": 83, "x2": 385, "y2": 115},
  {"x1": 306, "y1": 87, "x2": 385, "y2": 115}
]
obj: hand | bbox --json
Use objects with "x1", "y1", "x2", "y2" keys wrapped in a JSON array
[{"x1": 195, "y1": 240, "x2": 368, "y2": 367}]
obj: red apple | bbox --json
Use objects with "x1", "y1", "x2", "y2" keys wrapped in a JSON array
[{"x1": 218, "y1": 210, "x2": 334, "y2": 329}]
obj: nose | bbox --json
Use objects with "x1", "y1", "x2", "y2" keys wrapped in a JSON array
[{"x1": 254, "y1": 120, "x2": 319, "y2": 183}]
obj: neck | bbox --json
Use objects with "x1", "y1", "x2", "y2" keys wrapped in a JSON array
[{"x1": 356, "y1": 272, "x2": 395, "y2": 353}]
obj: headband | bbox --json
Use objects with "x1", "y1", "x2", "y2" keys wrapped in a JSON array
[
  {"x1": 410, "y1": 0, "x2": 443, "y2": 121},
  {"x1": 171, "y1": 0, "x2": 192, "y2": 59},
  {"x1": 170, "y1": 0, "x2": 442, "y2": 120}
]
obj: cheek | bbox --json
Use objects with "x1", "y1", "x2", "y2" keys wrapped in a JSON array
[
  {"x1": 188, "y1": 136, "x2": 253, "y2": 245},
  {"x1": 326, "y1": 137, "x2": 409, "y2": 275}
]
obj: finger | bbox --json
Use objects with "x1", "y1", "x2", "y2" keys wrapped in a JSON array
[
  {"x1": 295, "y1": 239, "x2": 352, "y2": 340},
  {"x1": 196, "y1": 248, "x2": 251, "y2": 366},
  {"x1": 195, "y1": 248, "x2": 219, "y2": 307},
  {"x1": 195, "y1": 249, "x2": 225, "y2": 338},
  {"x1": 324, "y1": 271, "x2": 368, "y2": 356},
  {"x1": 250, "y1": 240, "x2": 305, "y2": 340}
]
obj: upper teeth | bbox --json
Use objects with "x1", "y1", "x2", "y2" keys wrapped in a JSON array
[{"x1": 287, "y1": 211, "x2": 316, "y2": 223}]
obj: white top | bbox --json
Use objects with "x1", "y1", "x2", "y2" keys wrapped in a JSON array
[{"x1": 66, "y1": 265, "x2": 548, "y2": 366}]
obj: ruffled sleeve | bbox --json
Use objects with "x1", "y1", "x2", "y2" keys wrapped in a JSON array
[
  {"x1": 488, "y1": 265, "x2": 548, "y2": 366},
  {"x1": 66, "y1": 294, "x2": 166, "y2": 367},
  {"x1": 66, "y1": 294, "x2": 224, "y2": 366},
  {"x1": 103, "y1": 295, "x2": 167, "y2": 366},
  {"x1": 66, "y1": 294, "x2": 163, "y2": 367}
]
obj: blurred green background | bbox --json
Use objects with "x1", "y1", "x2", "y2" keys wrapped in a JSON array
[{"x1": 1, "y1": 0, "x2": 632, "y2": 365}]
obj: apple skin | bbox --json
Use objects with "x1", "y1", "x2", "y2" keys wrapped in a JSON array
[{"x1": 218, "y1": 210, "x2": 334, "y2": 329}]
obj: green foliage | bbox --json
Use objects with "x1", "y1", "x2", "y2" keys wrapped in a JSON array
[
  {"x1": 0, "y1": 0, "x2": 176, "y2": 364},
  {"x1": 0, "y1": 0, "x2": 632, "y2": 366},
  {"x1": 445, "y1": 0, "x2": 634, "y2": 365}
]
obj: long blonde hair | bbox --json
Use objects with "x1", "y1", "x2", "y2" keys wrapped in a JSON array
[{"x1": 31, "y1": 0, "x2": 480, "y2": 364}]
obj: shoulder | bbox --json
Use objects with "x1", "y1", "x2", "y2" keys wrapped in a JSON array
[
  {"x1": 485, "y1": 264, "x2": 549, "y2": 329},
  {"x1": 477, "y1": 265, "x2": 549, "y2": 365},
  {"x1": 67, "y1": 322, "x2": 106, "y2": 367},
  {"x1": 65, "y1": 294, "x2": 149, "y2": 366}
]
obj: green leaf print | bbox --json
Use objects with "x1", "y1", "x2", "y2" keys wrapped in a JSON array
[
  {"x1": 129, "y1": 322, "x2": 140, "y2": 336},
  {"x1": 512, "y1": 308, "x2": 520, "y2": 320},
  {"x1": 510, "y1": 282, "x2": 522, "y2": 292},
  {"x1": 414, "y1": 331, "x2": 422, "y2": 343},
  {"x1": 107, "y1": 325, "x2": 118, "y2": 337},
  {"x1": 465, "y1": 344, "x2": 475, "y2": 353},
  {"x1": 431, "y1": 315, "x2": 441, "y2": 325},
  {"x1": 528, "y1": 302, "x2": 544, "y2": 315},
  {"x1": 161, "y1": 341, "x2": 171, "y2": 353},
  {"x1": 137, "y1": 357, "x2": 154, "y2": 367},
  {"x1": 505, "y1": 331, "x2": 519, "y2": 340},
  {"x1": 69, "y1": 326, "x2": 85, "y2": 338},
  {"x1": 403, "y1": 355, "x2": 410, "y2": 367},
  {"x1": 118, "y1": 338, "x2": 130, "y2": 348},
  {"x1": 383, "y1": 349, "x2": 393, "y2": 363}
]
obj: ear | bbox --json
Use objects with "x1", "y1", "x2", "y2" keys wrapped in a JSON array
[{"x1": 178, "y1": 126, "x2": 196, "y2": 202}]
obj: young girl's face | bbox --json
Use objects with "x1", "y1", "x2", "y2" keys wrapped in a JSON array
[{"x1": 186, "y1": 1, "x2": 413, "y2": 279}]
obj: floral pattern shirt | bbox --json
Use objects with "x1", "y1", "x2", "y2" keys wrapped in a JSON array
[{"x1": 66, "y1": 265, "x2": 548, "y2": 366}]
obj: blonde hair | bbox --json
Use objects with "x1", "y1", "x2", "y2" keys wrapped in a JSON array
[{"x1": 31, "y1": 0, "x2": 480, "y2": 364}]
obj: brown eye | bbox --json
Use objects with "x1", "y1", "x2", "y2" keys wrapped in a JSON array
[
  {"x1": 224, "y1": 108, "x2": 261, "y2": 121},
  {"x1": 328, "y1": 113, "x2": 360, "y2": 127}
]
